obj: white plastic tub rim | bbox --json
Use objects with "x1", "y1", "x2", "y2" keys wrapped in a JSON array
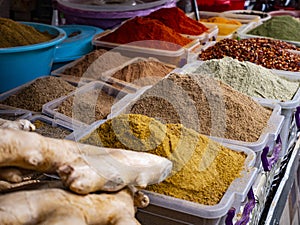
[{"x1": 143, "y1": 144, "x2": 258, "y2": 220}]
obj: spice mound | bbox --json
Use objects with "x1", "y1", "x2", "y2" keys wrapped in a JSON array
[
  {"x1": 0, "y1": 76, "x2": 76, "y2": 112},
  {"x1": 126, "y1": 73, "x2": 272, "y2": 142},
  {"x1": 106, "y1": 58, "x2": 175, "y2": 87},
  {"x1": 61, "y1": 49, "x2": 131, "y2": 80},
  {"x1": 198, "y1": 38, "x2": 300, "y2": 72},
  {"x1": 80, "y1": 114, "x2": 247, "y2": 205},
  {"x1": 62, "y1": 49, "x2": 108, "y2": 77},
  {"x1": 56, "y1": 87, "x2": 123, "y2": 124},
  {"x1": 0, "y1": 18, "x2": 54, "y2": 48},
  {"x1": 145, "y1": 7, "x2": 208, "y2": 35},
  {"x1": 247, "y1": 15, "x2": 300, "y2": 42},
  {"x1": 192, "y1": 57, "x2": 299, "y2": 101},
  {"x1": 99, "y1": 17, "x2": 193, "y2": 50}
]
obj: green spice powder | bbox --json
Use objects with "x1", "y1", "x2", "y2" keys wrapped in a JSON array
[
  {"x1": 247, "y1": 15, "x2": 300, "y2": 42},
  {"x1": 192, "y1": 57, "x2": 299, "y2": 101}
]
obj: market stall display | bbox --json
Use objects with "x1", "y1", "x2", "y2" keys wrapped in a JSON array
[{"x1": 2, "y1": 4, "x2": 300, "y2": 224}]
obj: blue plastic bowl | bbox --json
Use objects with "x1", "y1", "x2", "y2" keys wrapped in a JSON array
[
  {"x1": 0, "y1": 22, "x2": 67, "y2": 93},
  {"x1": 54, "y1": 25, "x2": 103, "y2": 63}
]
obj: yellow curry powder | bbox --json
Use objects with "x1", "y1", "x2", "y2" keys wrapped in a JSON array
[
  {"x1": 201, "y1": 16, "x2": 242, "y2": 25},
  {"x1": 81, "y1": 114, "x2": 247, "y2": 205},
  {"x1": 0, "y1": 18, "x2": 54, "y2": 48}
]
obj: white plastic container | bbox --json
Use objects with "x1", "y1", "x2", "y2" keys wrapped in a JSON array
[
  {"x1": 51, "y1": 55, "x2": 140, "y2": 93},
  {"x1": 27, "y1": 114, "x2": 74, "y2": 139},
  {"x1": 222, "y1": 10, "x2": 271, "y2": 22},
  {"x1": 92, "y1": 30, "x2": 200, "y2": 67},
  {"x1": 136, "y1": 144, "x2": 258, "y2": 225},
  {"x1": 0, "y1": 107, "x2": 32, "y2": 121},
  {"x1": 42, "y1": 81, "x2": 130, "y2": 129},
  {"x1": 0, "y1": 76, "x2": 77, "y2": 114}
]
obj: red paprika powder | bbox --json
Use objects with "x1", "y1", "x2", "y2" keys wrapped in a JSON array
[
  {"x1": 99, "y1": 17, "x2": 193, "y2": 51},
  {"x1": 145, "y1": 7, "x2": 208, "y2": 35}
]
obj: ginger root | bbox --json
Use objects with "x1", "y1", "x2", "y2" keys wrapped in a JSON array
[
  {"x1": 0, "y1": 118, "x2": 35, "y2": 131},
  {"x1": 0, "y1": 128, "x2": 172, "y2": 194},
  {"x1": 0, "y1": 187, "x2": 147, "y2": 225}
]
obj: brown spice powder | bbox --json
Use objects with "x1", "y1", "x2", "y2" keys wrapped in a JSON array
[
  {"x1": 0, "y1": 76, "x2": 76, "y2": 112},
  {"x1": 80, "y1": 114, "x2": 247, "y2": 205},
  {"x1": 57, "y1": 89, "x2": 118, "y2": 124},
  {"x1": 109, "y1": 59, "x2": 174, "y2": 87},
  {"x1": 62, "y1": 49, "x2": 108, "y2": 77},
  {"x1": 127, "y1": 73, "x2": 272, "y2": 142}
]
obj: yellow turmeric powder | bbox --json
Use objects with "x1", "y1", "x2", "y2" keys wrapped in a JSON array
[
  {"x1": 0, "y1": 18, "x2": 54, "y2": 48},
  {"x1": 80, "y1": 114, "x2": 246, "y2": 205},
  {"x1": 201, "y1": 16, "x2": 242, "y2": 25}
]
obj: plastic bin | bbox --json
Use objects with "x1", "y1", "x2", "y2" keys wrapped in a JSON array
[
  {"x1": 252, "y1": 70, "x2": 300, "y2": 157},
  {"x1": 222, "y1": 10, "x2": 271, "y2": 22},
  {"x1": 195, "y1": 10, "x2": 260, "y2": 24},
  {"x1": 99, "y1": 57, "x2": 176, "y2": 89},
  {"x1": 42, "y1": 81, "x2": 130, "y2": 129},
  {"x1": 51, "y1": 56, "x2": 140, "y2": 93},
  {"x1": 0, "y1": 76, "x2": 77, "y2": 114},
  {"x1": 27, "y1": 114, "x2": 74, "y2": 139},
  {"x1": 187, "y1": 12, "x2": 243, "y2": 41},
  {"x1": 92, "y1": 30, "x2": 200, "y2": 67},
  {"x1": 137, "y1": 144, "x2": 257, "y2": 225},
  {"x1": 0, "y1": 107, "x2": 32, "y2": 121}
]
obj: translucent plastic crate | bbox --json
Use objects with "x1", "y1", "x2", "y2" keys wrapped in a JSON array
[
  {"x1": 92, "y1": 30, "x2": 201, "y2": 67},
  {"x1": 135, "y1": 144, "x2": 258, "y2": 225},
  {"x1": 252, "y1": 70, "x2": 300, "y2": 157},
  {"x1": 0, "y1": 104, "x2": 32, "y2": 121},
  {"x1": 27, "y1": 114, "x2": 74, "y2": 139},
  {"x1": 42, "y1": 81, "x2": 130, "y2": 129}
]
